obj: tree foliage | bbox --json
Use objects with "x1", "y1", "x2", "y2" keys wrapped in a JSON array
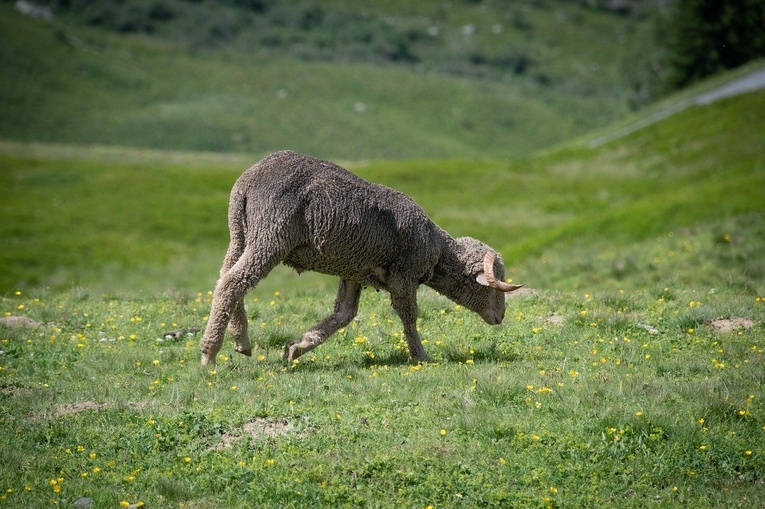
[
  {"x1": 661, "y1": 0, "x2": 765, "y2": 90},
  {"x1": 623, "y1": 0, "x2": 765, "y2": 107}
]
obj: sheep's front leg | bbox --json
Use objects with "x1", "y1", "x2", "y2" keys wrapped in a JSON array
[
  {"x1": 284, "y1": 279, "x2": 361, "y2": 363},
  {"x1": 390, "y1": 289, "x2": 430, "y2": 362}
]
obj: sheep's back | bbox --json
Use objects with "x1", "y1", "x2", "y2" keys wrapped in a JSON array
[{"x1": 237, "y1": 151, "x2": 443, "y2": 285}]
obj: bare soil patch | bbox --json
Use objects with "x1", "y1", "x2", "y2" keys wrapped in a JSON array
[
  {"x1": 27, "y1": 401, "x2": 108, "y2": 421},
  {"x1": 54, "y1": 401, "x2": 109, "y2": 416},
  {"x1": 209, "y1": 418, "x2": 292, "y2": 451},
  {"x1": 706, "y1": 317, "x2": 755, "y2": 333},
  {"x1": 542, "y1": 315, "x2": 565, "y2": 326},
  {"x1": 28, "y1": 400, "x2": 149, "y2": 420},
  {"x1": 0, "y1": 315, "x2": 48, "y2": 329},
  {"x1": 506, "y1": 287, "x2": 538, "y2": 299}
]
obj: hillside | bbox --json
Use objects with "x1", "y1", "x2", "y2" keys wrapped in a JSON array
[
  {"x1": 1, "y1": 68, "x2": 763, "y2": 295},
  {"x1": 0, "y1": 1, "x2": 648, "y2": 160}
]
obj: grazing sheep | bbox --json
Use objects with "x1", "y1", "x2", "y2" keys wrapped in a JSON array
[{"x1": 200, "y1": 151, "x2": 522, "y2": 365}]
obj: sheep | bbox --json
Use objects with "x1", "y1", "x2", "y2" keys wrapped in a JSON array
[{"x1": 199, "y1": 150, "x2": 522, "y2": 365}]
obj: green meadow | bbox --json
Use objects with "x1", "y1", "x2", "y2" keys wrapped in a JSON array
[
  {"x1": 2, "y1": 83, "x2": 764, "y2": 295},
  {"x1": 2, "y1": 83, "x2": 764, "y2": 507},
  {"x1": 2, "y1": 2, "x2": 765, "y2": 507}
]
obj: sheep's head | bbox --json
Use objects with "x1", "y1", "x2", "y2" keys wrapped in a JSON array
[{"x1": 439, "y1": 237, "x2": 522, "y2": 325}]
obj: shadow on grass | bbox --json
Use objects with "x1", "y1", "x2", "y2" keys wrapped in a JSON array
[
  {"x1": 230, "y1": 332, "x2": 523, "y2": 373},
  {"x1": 284, "y1": 342, "x2": 522, "y2": 373},
  {"x1": 441, "y1": 341, "x2": 520, "y2": 364}
]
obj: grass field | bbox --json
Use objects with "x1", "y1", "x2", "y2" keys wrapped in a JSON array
[
  {"x1": 1, "y1": 275, "x2": 763, "y2": 507},
  {"x1": 2, "y1": 24, "x2": 765, "y2": 508}
]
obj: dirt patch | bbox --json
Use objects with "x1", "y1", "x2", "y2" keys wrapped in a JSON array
[
  {"x1": 27, "y1": 401, "x2": 108, "y2": 420},
  {"x1": 209, "y1": 418, "x2": 292, "y2": 451},
  {"x1": 706, "y1": 318, "x2": 755, "y2": 333},
  {"x1": 506, "y1": 287, "x2": 538, "y2": 299},
  {"x1": 28, "y1": 400, "x2": 149, "y2": 420},
  {"x1": 542, "y1": 315, "x2": 565, "y2": 326},
  {"x1": 0, "y1": 315, "x2": 48, "y2": 329},
  {"x1": 54, "y1": 401, "x2": 109, "y2": 416}
]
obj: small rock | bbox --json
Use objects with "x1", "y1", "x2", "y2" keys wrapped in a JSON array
[
  {"x1": 162, "y1": 327, "x2": 201, "y2": 340},
  {"x1": 636, "y1": 323, "x2": 660, "y2": 334},
  {"x1": 73, "y1": 497, "x2": 94, "y2": 509}
]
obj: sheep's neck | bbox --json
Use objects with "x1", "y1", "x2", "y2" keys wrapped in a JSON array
[{"x1": 426, "y1": 236, "x2": 462, "y2": 298}]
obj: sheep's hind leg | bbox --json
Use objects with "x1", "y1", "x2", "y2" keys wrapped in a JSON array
[
  {"x1": 221, "y1": 244, "x2": 252, "y2": 357},
  {"x1": 228, "y1": 299, "x2": 251, "y2": 357},
  {"x1": 284, "y1": 279, "x2": 361, "y2": 364},
  {"x1": 200, "y1": 246, "x2": 281, "y2": 365}
]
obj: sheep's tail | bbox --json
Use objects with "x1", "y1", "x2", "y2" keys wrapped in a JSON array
[{"x1": 221, "y1": 189, "x2": 247, "y2": 274}]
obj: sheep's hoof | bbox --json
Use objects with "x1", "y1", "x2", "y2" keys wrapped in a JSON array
[
  {"x1": 200, "y1": 354, "x2": 216, "y2": 366},
  {"x1": 283, "y1": 340, "x2": 304, "y2": 364},
  {"x1": 283, "y1": 342, "x2": 296, "y2": 362},
  {"x1": 410, "y1": 353, "x2": 433, "y2": 364},
  {"x1": 236, "y1": 348, "x2": 252, "y2": 357}
]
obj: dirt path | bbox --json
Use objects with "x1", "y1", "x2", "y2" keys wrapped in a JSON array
[
  {"x1": 694, "y1": 67, "x2": 765, "y2": 104},
  {"x1": 589, "y1": 66, "x2": 765, "y2": 147}
]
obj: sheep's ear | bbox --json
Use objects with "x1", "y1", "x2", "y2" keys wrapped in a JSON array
[{"x1": 476, "y1": 272, "x2": 490, "y2": 287}]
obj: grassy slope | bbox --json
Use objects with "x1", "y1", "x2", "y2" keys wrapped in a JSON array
[
  {"x1": 0, "y1": 2, "x2": 639, "y2": 160},
  {"x1": 1, "y1": 82, "x2": 764, "y2": 295},
  {"x1": 507, "y1": 86, "x2": 765, "y2": 291}
]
